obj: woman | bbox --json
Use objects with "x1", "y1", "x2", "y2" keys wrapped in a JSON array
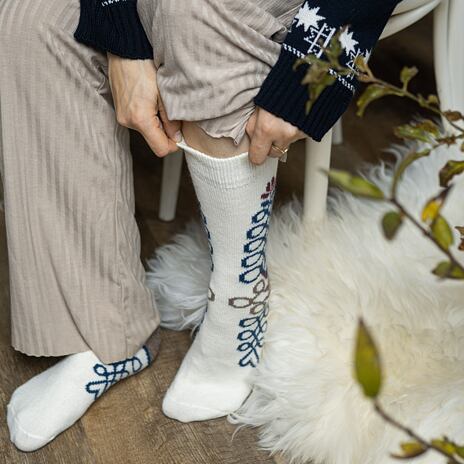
[{"x1": 0, "y1": 0, "x2": 400, "y2": 452}]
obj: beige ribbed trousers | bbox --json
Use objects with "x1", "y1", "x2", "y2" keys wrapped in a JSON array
[
  {"x1": 0, "y1": 0, "x2": 159, "y2": 363},
  {"x1": 137, "y1": 0, "x2": 302, "y2": 144}
]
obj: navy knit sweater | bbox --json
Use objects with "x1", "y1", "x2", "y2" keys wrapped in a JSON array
[{"x1": 75, "y1": 0, "x2": 401, "y2": 141}]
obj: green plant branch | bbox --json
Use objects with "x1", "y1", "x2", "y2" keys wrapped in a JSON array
[
  {"x1": 362, "y1": 75, "x2": 464, "y2": 134},
  {"x1": 373, "y1": 400, "x2": 464, "y2": 463},
  {"x1": 389, "y1": 197, "x2": 464, "y2": 273}
]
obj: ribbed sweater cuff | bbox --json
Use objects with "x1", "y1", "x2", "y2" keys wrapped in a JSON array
[
  {"x1": 75, "y1": 0, "x2": 153, "y2": 60},
  {"x1": 254, "y1": 49, "x2": 354, "y2": 142}
]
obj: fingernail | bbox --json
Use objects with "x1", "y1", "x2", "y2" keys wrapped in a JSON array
[{"x1": 174, "y1": 131, "x2": 182, "y2": 143}]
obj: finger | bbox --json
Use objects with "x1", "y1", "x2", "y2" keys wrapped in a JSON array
[
  {"x1": 245, "y1": 111, "x2": 258, "y2": 139},
  {"x1": 139, "y1": 115, "x2": 178, "y2": 157},
  {"x1": 159, "y1": 97, "x2": 182, "y2": 142},
  {"x1": 249, "y1": 127, "x2": 273, "y2": 166}
]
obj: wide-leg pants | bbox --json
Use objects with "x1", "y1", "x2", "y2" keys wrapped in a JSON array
[{"x1": 0, "y1": 0, "x2": 159, "y2": 363}]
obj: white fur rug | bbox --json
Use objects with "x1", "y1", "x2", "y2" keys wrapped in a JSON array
[{"x1": 146, "y1": 142, "x2": 464, "y2": 464}]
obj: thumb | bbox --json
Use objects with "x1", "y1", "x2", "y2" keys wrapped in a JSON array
[
  {"x1": 246, "y1": 111, "x2": 258, "y2": 139},
  {"x1": 159, "y1": 97, "x2": 182, "y2": 142}
]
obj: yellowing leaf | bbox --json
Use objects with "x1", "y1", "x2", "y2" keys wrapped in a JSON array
[
  {"x1": 439, "y1": 160, "x2": 464, "y2": 187},
  {"x1": 431, "y1": 215, "x2": 454, "y2": 250},
  {"x1": 394, "y1": 121, "x2": 439, "y2": 143},
  {"x1": 382, "y1": 211, "x2": 403, "y2": 240},
  {"x1": 422, "y1": 201, "x2": 441, "y2": 224},
  {"x1": 421, "y1": 188, "x2": 450, "y2": 224},
  {"x1": 354, "y1": 319, "x2": 382, "y2": 398},
  {"x1": 356, "y1": 84, "x2": 403, "y2": 117},
  {"x1": 391, "y1": 441, "x2": 427, "y2": 459},
  {"x1": 456, "y1": 226, "x2": 464, "y2": 251},
  {"x1": 328, "y1": 170, "x2": 385, "y2": 200},
  {"x1": 443, "y1": 110, "x2": 464, "y2": 122}
]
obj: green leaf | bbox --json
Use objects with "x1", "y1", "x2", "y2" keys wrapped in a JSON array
[
  {"x1": 355, "y1": 55, "x2": 369, "y2": 73},
  {"x1": 305, "y1": 73, "x2": 337, "y2": 114},
  {"x1": 356, "y1": 84, "x2": 403, "y2": 117},
  {"x1": 400, "y1": 66, "x2": 418, "y2": 90},
  {"x1": 426, "y1": 94, "x2": 439, "y2": 105},
  {"x1": 391, "y1": 150, "x2": 430, "y2": 197},
  {"x1": 354, "y1": 319, "x2": 382, "y2": 398},
  {"x1": 456, "y1": 445, "x2": 464, "y2": 458},
  {"x1": 328, "y1": 170, "x2": 385, "y2": 200},
  {"x1": 431, "y1": 438, "x2": 457, "y2": 455},
  {"x1": 417, "y1": 94, "x2": 440, "y2": 108},
  {"x1": 432, "y1": 261, "x2": 464, "y2": 280},
  {"x1": 391, "y1": 441, "x2": 427, "y2": 459},
  {"x1": 382, "y1": 211, "x2": 403, "y2": 240},
  {"x1": 394, "y1": 120, "x2": 439, "y2": 143},
  {"x1": 439, "y1": 160, "x2": 464, "y2": 187},
  {"x1": 431, "y1": 215, "x2": 454, "y2": 250}
]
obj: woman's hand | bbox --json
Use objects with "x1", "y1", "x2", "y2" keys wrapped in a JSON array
[
  {"x1": 246, "y1": 107, "x2": 306, "y2": 165},
  {"x1": 108, "y1": 53, "x2": 181, "y2": 157}
]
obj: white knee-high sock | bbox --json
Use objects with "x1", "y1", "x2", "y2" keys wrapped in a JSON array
[
  {"x1": 8, "y1": 343, "x2": 155, "y2": 452},
  {"x1": 162, "y1": 142, "x2": 278, "y2": 422}
]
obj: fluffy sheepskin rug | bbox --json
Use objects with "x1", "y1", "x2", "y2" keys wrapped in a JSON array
[{"x1": 146, "y1": 141, "x2": 464, "y2": 464}]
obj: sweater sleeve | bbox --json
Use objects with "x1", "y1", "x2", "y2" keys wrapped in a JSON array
[
  {"x1": 254, "y1": 0, "x2": 401, "y2": 141},
  {"x1": 74, "y1": 0, "x2": 153, "y2": 59}
]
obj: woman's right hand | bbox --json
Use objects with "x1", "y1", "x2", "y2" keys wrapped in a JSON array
[{"x1": 108, "y1": 53, "x2": 181, "y2": 157}]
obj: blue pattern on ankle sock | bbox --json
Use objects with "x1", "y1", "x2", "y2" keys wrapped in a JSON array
[{"x1": 85, "y1": 346, "x2": 150, "y2": 399}]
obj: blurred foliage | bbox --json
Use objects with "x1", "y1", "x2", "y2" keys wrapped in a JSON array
[{"x1": 299, "y1": 31, "x2": 464, "y2": 463}]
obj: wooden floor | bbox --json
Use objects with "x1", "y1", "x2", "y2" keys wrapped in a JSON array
[{"x1": 0, "y1": 17, "x2": 433, "y2": 464}]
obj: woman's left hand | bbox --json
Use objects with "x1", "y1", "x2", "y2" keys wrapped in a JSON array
[{"x1": 246, "y1": 107, "x2": 306, "y2": 165}]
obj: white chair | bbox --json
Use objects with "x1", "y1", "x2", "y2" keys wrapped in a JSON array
[{"x1": 158, "y1": 0, "x2": 464, "y2": 223}]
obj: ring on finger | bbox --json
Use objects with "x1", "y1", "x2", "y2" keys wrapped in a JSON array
[
  {"x1": 271, "y1": 143, "x2": 289, "y2": 156},
  {"x1": 270, "y1": 143, "x2": 289, "y2": 163}
]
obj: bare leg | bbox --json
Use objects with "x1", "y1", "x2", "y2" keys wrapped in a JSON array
[{"x1": 182, "y1": 122, "x2": 250, "y2": 158}]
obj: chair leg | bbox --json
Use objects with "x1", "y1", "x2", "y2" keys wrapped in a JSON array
[
  {"x1": 303, "y1": 130, "x2": 333, "y2": 223},
  {"x1": 158, "y1": 150, "x2": 183, "y2": 222},
  {"x1": 332, "y1": 118, "x2": 344, "y2": 145},
  {"x1": 433, "y1": 0, "x2": 464, "y2": 125}
]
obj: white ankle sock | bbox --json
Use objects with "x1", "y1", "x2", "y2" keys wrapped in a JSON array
[
  {"x1": 8, "y1": 345, "x2": 153, "y2": 452},
  {"x1": 162, "y1": 143, "x2": 278, "y2": 422}
]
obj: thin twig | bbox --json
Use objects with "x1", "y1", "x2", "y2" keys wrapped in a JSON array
[
  {"x1": 374, "y1": 400, "x2": 464, "y2": 463},
  {"x1": 389, "y1": 198, "x2": 464, "y2": 274}
]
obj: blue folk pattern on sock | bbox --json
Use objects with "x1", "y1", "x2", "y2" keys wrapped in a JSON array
[
  {"x1": 237, "y1": 303, "x2": 269, "y2": 368},
  {"x1": 200, "y1": 207, "x2": 214, "y2": 272},
  {"x1": 239, "y1": 177, "x2": 276, "y2": 284},
  {"x1": 85, "y1": 346, "x2": 150, "y2": 400},
  {"x1": 234, "y1": 177, "x2": 276, "y2": 368}
]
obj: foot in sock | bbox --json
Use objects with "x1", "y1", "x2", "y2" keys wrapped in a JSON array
[
  {"x1": 7, "y1": 330, "x2": 160, "y2": 452},
  {"x1": 162, "y1": 143, "x2": 277, "y2": 422}
]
